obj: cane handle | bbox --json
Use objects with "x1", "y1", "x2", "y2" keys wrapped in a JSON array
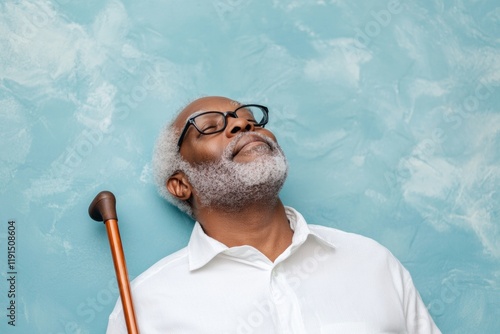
[{"x1": 89, "y1": 190, "x2": 118, "y2": 222}]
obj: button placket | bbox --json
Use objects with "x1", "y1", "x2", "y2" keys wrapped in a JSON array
[{"x1": 268, "y1": 264, "x2": 307, "y2": 333}]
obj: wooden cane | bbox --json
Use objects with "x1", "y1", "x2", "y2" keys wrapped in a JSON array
[{"x1": 89, "y1": 191, "x2": 139, "y2": 334}]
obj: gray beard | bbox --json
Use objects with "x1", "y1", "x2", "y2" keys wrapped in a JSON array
[{"x1": 181, "y1": 132, "x2": 288, "y2": 212}]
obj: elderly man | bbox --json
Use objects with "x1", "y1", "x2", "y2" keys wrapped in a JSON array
[{"x1": 106, "y1": 96, "x2": 441, "y2": 333}]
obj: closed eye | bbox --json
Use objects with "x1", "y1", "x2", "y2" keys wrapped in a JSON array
[{"x1": 201, "y1": 125, "x2": 217, "y2": 131}]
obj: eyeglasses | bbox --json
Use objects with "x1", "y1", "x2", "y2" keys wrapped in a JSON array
[{"x1": 177, "y1": 104, "x2": 269, "y2": 150}]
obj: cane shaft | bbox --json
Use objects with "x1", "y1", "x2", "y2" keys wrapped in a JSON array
[{"x1": 105, "y1": 219, "x2": 139, "y2": 334}]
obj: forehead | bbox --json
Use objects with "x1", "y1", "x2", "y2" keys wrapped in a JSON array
[{"x1": 173, "y1": 97, "x2": 240, "y2": 130}]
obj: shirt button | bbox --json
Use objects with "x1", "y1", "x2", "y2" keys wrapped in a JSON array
[{"x1": 273, "y1": 266, "x2": 286, "y2": 279}]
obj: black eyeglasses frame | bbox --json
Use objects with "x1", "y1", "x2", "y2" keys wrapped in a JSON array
[{"x1": 176, "y1": 104, "x2": 269, "y2": 150}]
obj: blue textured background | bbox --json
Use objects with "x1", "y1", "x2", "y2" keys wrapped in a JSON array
[{"x1": 1, "y1": 0, "x2": 499, "y2": 333}]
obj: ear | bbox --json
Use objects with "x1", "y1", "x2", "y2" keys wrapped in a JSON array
[{"x1": 166, "y1": 172, "x2": 192, "y2": 201}]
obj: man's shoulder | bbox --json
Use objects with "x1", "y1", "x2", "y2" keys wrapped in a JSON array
[
  {"x1": 308, "y1": 224, "x2": 393, "y2": 256},
  {"x1": 130, "y1": 246, "x2": 189, "y2": 291},
  {"x1": 307, "y1": 223, "x2": 407, "y2": 279}
]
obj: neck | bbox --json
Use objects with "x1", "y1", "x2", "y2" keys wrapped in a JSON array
[{"x1": 194, "y1": 199, "x2": 293, "y2": 262}]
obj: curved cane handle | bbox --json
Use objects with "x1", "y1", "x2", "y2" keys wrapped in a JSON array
[{"x1": 89, "y1": 190, "x2": 118, "y2": 222}]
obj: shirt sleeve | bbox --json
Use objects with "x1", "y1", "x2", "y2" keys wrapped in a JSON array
[
  {"x1": 401, "y1": 269, "x2": 442, "y2": 334},
  {"x1": 105, "y1": 301, "x2": 128, "y2": 334}
]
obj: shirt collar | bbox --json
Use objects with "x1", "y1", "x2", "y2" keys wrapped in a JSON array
[
  {"x1": 280, "y1": 206, "x2": 336, "y2": 260},
  {"x1": 187, "y1": 222, "x2": 228, "y2": 271},
  {"x1": 187, "y1": 206, "x2": 336, "y2": 271}
]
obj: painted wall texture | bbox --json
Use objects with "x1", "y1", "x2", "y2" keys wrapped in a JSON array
[{"x1": 1, "y1": 0, "x2": 499, "y2": 333}]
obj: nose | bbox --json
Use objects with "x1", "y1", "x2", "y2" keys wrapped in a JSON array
[{"x1": 225, "y1": 113, "x2": 255, "y2": 136}]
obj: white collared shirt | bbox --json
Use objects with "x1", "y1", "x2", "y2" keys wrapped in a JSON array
[{"x1": 107, "y1": 207, "x2": 441, "y2": 333}]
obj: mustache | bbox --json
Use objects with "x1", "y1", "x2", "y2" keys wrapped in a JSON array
[{"x1": 223, "y1": 132, "x2": 279, "y2": 160}]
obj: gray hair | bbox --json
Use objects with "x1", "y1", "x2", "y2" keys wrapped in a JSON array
[{"x1": 151, "y1": 121, "x2": 194, "y2": 217}]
